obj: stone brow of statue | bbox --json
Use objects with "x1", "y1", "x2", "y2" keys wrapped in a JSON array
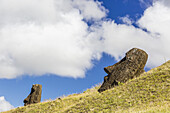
[
  {"x1": 23, "y1": 84, "x2": 42, "y2": 106},
  {"x1": 98, "y1": 48, "x2": 148, "y2": 93}
]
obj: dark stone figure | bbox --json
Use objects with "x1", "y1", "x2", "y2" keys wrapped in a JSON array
[
  {"x1": 24, "y1": 84, "x2": 42, "y2": 106},
  {"x1": 98, "y1": 48, "x2": 148, "y2": 93}
]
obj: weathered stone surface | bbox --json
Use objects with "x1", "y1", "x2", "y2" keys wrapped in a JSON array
[
  {"x1": 24, "y1": 84, "x2": 42, "y2": 106},
  {"x1": 98, "y1": 48, "x2": 148, "y2": 93}
]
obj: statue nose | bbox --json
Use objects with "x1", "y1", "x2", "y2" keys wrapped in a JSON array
[{"x1": 104, "y1": 66, "x2": 114, "y2": 74}]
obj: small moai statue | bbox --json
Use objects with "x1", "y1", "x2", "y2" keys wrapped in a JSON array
[{"x1": 24, "y1": 84, "x2": 42, "y2": 106}]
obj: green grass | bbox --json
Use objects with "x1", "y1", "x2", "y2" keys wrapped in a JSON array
[{"x1": 3, "y1": 60, "x2": 170, "y2": 113}]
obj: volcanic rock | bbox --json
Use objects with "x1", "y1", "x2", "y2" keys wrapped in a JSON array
[
  {"x1": 98, "y1": 48, "x2": 148, "y2": 93},
  {"x1": 24, "y1": 84, "x2": 42, "y2": 106}
]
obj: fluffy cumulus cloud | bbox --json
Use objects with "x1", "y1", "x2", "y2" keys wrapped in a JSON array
[
  {"x1": 0, "y1": 96, "x2": 14, "y2": 112},
  {"x1": 0, "y1": 0, "x2": 169, "y2": 79},
  {"x1": 0, "y1": 0, "x2": 106, "y2": 79},
  {"x1": 137, "y1": 0, "x2": 170, "y2": 66}
]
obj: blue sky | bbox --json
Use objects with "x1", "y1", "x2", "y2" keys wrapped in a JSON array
[{"x1": 0, "y1": 0, "x2": 170, "y2": 111}]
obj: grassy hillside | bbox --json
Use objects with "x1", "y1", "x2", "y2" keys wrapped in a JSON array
[{"x1": 3, "y1": 60, "x2": 170, "y2": 113}]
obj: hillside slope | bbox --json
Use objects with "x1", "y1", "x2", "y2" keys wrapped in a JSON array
[{"x1": 3, "y1": 60, "x2": 170, "y2": 113}]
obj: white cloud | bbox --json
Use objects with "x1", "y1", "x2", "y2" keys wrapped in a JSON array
[
  {"x1": 160, "y1": 0, "x2": 170, "y2": 7},
  {"x1": 72, "y1": 0, "x2": 107, "y2": 21},
  {"x1": 139, "y1": 0, "x2": 154, "y2": 8},
  {"x1": 139, "y1": 0, "x2": 170, "y2": 7},
  {"x1": 0, "y1": 96, "x2": 14, "y2": 112},
  {"x1": 119, "y1": 15, "x2": 133, "y2": 25},
  {"x1": 0, "y1": 0, "x2": 106, "y2": 79},
  {"x1": 154, "y1": 0, "x2": 170, "y2": 7},
  {"x1": 137, "y1": 0, "x2": 170, "y2": 66}
]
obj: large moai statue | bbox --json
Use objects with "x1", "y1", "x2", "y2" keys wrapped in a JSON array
[
  {"x1": 98, "y1": 48, "x2": 148, "y2": 93},
  {"x1": 24, "y1": 84, "x2": 42, "y2": 106}
]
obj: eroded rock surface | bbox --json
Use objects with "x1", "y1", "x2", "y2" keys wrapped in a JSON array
[
  {"x1": 98, "y1": 48, "x2": 148, "y2": 93},
  {"x1": 24, "y1": 84, "x2": 42, "y2": 106}
]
